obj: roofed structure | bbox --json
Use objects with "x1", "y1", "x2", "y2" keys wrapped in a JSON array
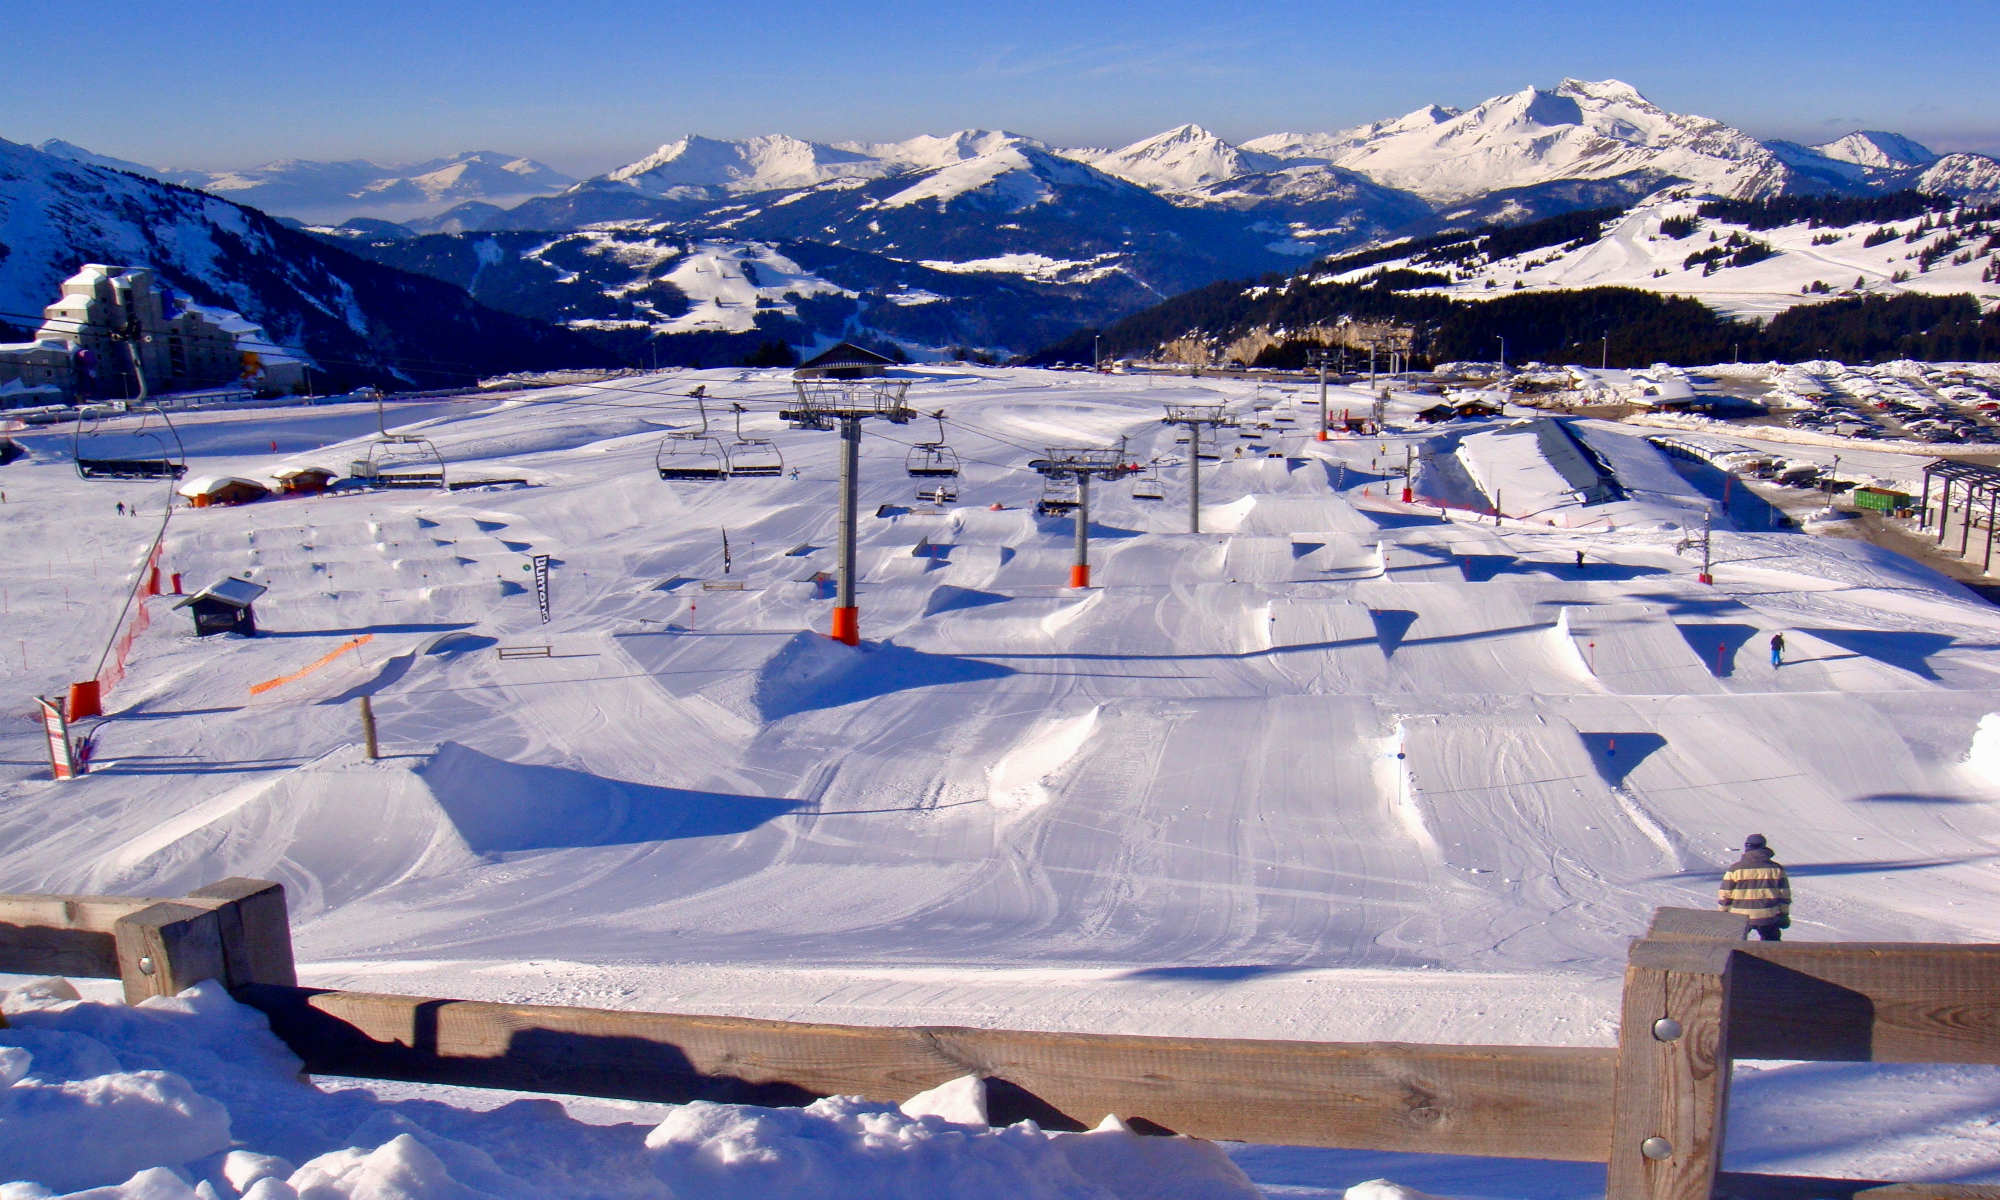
[{"x1": 793, "y1": 341, "x2": 896, "y2": 380}]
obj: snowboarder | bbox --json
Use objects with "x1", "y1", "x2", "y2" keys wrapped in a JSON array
[
  {"x1": 115, "y1": 501, "x2": 125, "y2": 517},
  {"x1": 1769, "y1": 632, "x2": 1785, "y2": 668},
  {"x1": 1575, "y1": 549, "x2": 1585, "y2": 569},
  {"x1": 1718, "y1": 834, "x2": 1792, "y2": 940}
]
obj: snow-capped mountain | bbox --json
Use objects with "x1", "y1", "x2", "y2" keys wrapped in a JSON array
[
  {"x1": 30, "y1": 142, "x2": 575, "y2": 224},
  {"x1": 33, "y1": 138, "x2": 162, "y2": 178},
  {"x1": 1285, "y1": 79, "x2": 1798, "y2": 204},
  {"x1": 0, "y1": 138, "x2": 603, "y2": 384},
  {"x1": 1245, "y1": 105, "x2": 1460, "y2": 165},
  {"x1": 609, "y1": 134, "x2": 892, "y2": 200},
  {"x1": 188, "y1": 151, "x2": 575, "y2": 223},
  {"x1": 603, "y1": 130, "x2": 1049, "y2": 202},
  {"x1": 1082, "y1": 124, "x2": 1284, "y2": 193},
  {"x1": 1814, "y1": 131, "x2": 1937, "y2": 171},
  {"x1": 1917, "y1": 154, "x2": 2000, "y2": 204}
]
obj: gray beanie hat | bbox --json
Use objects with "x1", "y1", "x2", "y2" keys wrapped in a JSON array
[{"x1": 1743, "y1": 833, "x2": 1768, "y2": 850}]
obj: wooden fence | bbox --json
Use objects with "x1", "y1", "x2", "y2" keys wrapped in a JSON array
[{"x1": 1, "y1": 880, "x2": 1994, "y2": 1200}]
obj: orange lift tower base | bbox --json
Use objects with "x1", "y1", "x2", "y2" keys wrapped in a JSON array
[
  {"x1": 781, "y1": 378, "x2": 916, "y2": 647},
  {"x1": 1030, "y1": 447, "x2": 1138, "y2": 590}
]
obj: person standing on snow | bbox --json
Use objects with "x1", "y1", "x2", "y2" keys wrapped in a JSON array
[
  {"x1": 1769, "y1": 632, "x2": 1785, "y2": 667},
  {"x1": 1718, "y1": 834, "x2": 1792, "y2": 940}
]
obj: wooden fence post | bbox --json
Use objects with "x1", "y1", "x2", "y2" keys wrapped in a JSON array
[
  {"x1": 186, "y1": 877, "x2": 297, "y2": 989},
  {"x1": 112, "y1": 878, "x2": 296, "y2": 1003},
  {"x1": 1607, "y1": 908, "x2": 1746, "y2": 1200},
  {"x1": 113, "y1": 902, "x2": 230, "y2": 1004}
]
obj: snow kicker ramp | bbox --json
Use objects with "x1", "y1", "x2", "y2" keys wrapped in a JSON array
[
  {"x1": 1352, "y1": 580, "x2": 1580, "y2": 696},
  {"x1": 1398, "y1": 712, "x2": 1678, "y2": 967}
]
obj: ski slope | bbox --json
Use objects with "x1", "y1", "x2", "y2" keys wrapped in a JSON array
[{"x1": 3, "y1": 366, "x2": 1999, "y2": 1193}]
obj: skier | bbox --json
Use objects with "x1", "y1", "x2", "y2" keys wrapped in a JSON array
[
  {"x1": 1769, "y1": 632, "x2": 1785, "y2": 668},
  {"x1": 115, "y1": 501, "x2": 125, "y2": 517},
  {"x1": 1575, "y1": 549, "x2": 1585, "y2": 569},
  {"x1": 1718, "y1": 834, "x2": 1792, "y2": 940}
]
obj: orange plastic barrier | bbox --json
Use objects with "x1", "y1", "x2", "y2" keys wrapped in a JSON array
[{"x1": 248, "y1": 634, "x2": 374, "y2": 697}]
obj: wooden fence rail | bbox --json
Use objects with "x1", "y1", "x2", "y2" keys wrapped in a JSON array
[{"x1": 1, "y1": 882, "x2": 1995, "y2": 1200}]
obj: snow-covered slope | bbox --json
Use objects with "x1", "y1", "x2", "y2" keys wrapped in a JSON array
[
  {"x1": 1314, "y1": 189, "x2": 2000, "y2": 321},
  {"x1": 4, "y1": 366, "x2": 2000, "y2": 1193}
]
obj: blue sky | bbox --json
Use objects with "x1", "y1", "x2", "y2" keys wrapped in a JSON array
[{"x1": 12, "y1": 0, "x2": 1998, "y2": 173}]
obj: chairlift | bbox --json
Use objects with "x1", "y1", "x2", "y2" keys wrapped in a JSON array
[
  {"x1": 1132, "y1": 461, "x2": 1165, "y2": 501},
  {"x1": 726, "y1": 402, "x2": 783, "y2": 477},
  {"x1": 72, "y1": 403, "x2": 188, "y2": 480},
  {"x1": 1035, "y1": 475, "x2": 1080, "y2": 517},
  {"x1": 905, "y1": 410, "x2": 962, "y2": 482},
  {"x1": 657, "y1": 387, "x2": 732, "y2": 482},
  {"x1": 349, "y1": 390, "x2": 446, "y2": 488},
  {"x1": 352, "y1": 434, "x2": 447, "y2": 488}
]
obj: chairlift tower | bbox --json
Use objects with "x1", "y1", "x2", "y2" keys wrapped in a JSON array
[
  {"x1": 1676, "y1": 508, "x2": 1715, "y2": 585},
  {"x1": 1028, "y1": 447, "x2": 1139, "y2": 588},
  {"x1": 1307, "y1": 348, "x2": 1334, "y2": 441},
  {"x1": 1161, "y1": 404, "x2": 1231, "y2": 534},
  {"x1": 781, "y1": 378, "x2": 915, "y2": 645}
]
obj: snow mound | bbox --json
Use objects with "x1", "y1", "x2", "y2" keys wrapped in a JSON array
[
  {"x1": 87, "y1": 742, "x2": 730, "y2": 911},
  {"x1": 0, "y1": 981, "x2": 1262, "y2": 1199},
  {"x1": 1967, "y1": 714, "x2": 2000, "y2": 780},
  {"x1": 87, "y1": 750, "x2": 486, "y2": 914}
]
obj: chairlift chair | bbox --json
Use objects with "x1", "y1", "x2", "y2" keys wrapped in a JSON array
[
  {"x1": 656, "y1": 388, "x2": 732, "y2": 481},
  {"x1": 1131, "y1": 461, "x2": 1165, "y2": 501},
  {"x1": 72, "y1": 403, "x2": 188, "y2": 480},
  {"x1": 1034, "y1": 475, "x2": 1081, "y2": 517},
  {"x1": 355, "y1": 433, "x2": 447, "y2": 488},
  {"x1": 725, "y1": 402, "x2": 783, "y2": 477},
  {"x1": 905, "y1": 410, "x2": 962, "y2": 479}
]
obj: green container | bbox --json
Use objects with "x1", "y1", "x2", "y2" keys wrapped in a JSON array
[{"x1": 1852, "y1": 487, "x2": 1910, "y2": 512}]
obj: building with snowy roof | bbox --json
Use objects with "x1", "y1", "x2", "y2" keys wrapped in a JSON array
[
  {"x1": 0, "y1": 266, "x2": 307, "y2": 400},
  {"x1": 173, "y1": 576, "x2": 268, "y2": 636},
  {"x1": 177, "y1": 474, "x2": 271, "y2": 508}
]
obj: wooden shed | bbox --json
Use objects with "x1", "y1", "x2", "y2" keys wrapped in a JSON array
[
  {"x1": 793, "y1": 341, "x2": 896, "y2": 380},
  {"x1": 178, "y1": 475, "x2": 270, "y2": 508},
  {"x1": 272, "y1": 465, "x2": 336, "y2": 495},
  {"x1": 174, "y1": 576, "x2": 268, "y2": 636}
]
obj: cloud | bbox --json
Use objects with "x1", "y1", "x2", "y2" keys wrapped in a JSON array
[{"x1": 972, "y1": 24, "x2": 1256, "y2": 86}]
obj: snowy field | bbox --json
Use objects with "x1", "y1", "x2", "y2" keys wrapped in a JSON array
[{"x1": 3, "y1": 366, "x2": 1999, "y2": 1196}]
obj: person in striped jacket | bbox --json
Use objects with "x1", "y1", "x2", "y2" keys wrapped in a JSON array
[{"x1": 1718, "y1": 833, "x2": 1792, "y2": 940}]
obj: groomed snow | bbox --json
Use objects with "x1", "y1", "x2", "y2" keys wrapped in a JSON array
[{"x1": 3, "y1": 367, "x2": 1998, "y2": 1195}]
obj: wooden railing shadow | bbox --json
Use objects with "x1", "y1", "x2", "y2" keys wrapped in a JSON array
[{"x1": 2, "y1": 882, "x2": 1995, "y2": 1200}]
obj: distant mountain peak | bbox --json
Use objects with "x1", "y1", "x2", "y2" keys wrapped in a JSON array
[
  {"x1": 1555, "y1": 77, "x2": 1652, "y2": 105},
  {"x1": 1813, "y1": 130, "x2": 1937, "y2": 170},
  {"x1": 1090, "y1": 124, "x2": 1279, "y2": 193}
]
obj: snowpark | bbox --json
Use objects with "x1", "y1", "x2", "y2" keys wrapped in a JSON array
[{"x1": 2, "y1": 366, "x2": 1998, "y2": 1197}]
